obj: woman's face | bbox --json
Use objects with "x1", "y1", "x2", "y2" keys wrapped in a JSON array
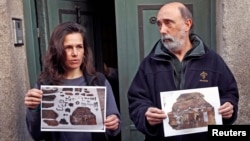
[{"x1": 63, "y1": 33, "x2": 84, "y2": 71}]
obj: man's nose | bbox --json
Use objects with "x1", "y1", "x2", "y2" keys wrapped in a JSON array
[{"x1": 159, "y1": 24, "x2": 168, "y2": 34}]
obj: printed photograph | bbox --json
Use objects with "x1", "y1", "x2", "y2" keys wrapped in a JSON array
[
  {"x1": 40, "y1": 85, "x2": 106, "y2": 132},
  {"x1": 160, "y1": 87, "x2": 222, "y2": 137}
]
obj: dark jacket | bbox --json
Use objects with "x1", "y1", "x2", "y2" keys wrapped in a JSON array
[
  {"x1": 26, "y1": 72, "x2": 120, "y2": 141},
  {"x1": 127, "y1": 34, "x2": 239, "y2": 141}
]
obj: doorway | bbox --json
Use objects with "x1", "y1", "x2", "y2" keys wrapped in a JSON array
[{"x1": 26, "y1": 0, "x2": 121, "y2": 140}]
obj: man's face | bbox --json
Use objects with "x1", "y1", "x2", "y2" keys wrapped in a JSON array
[
  {"x1": 157, "y1": 5, "x2": 187, "y2": 52},
  {"x1": 160, "y1": 29, "x2": 185, "y2": 52}
]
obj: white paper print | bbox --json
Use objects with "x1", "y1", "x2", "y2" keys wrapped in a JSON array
[
  {"x1": 40, "y1": 85, "x2": 106, "y2": 132},
  {"x1": 160, "y1": 87, "x2": 222, "y2": 137}
]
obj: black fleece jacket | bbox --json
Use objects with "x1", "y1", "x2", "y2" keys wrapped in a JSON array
[{"x1": 128, "y1": 34, "x2": 239, "y2": 141}]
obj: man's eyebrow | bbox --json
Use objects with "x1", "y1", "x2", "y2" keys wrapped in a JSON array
[{"x1": 158, "y1": 18, "x2": 175, "y2": 24}]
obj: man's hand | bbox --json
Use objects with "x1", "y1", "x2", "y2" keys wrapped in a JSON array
[
  {"x1": 145, "y1": 107, "x2": 167, "y2": 126},
  {"x1": 219, "y1": 102, "x2": 234, "y2": 119}
]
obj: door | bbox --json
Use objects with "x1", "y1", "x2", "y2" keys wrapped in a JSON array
[
  {"x1": 115, "y1": 0, "x2": 215, "y2": 141},
  {"x1": 25, "y1": 0, "x2": 99, "y2": 85},
  {"x1": 36, "y1": 0, "x2": 118, "y2": 76},
  {"x1": 36, "y1": 0, "x2": 102, "y2": 70}
]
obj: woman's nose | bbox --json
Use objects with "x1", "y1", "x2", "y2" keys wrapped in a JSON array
[{"x1": 71, "y1": 47, "x2": 78, "y2": 55}]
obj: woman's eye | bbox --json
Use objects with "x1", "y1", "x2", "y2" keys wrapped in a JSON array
[{"x1": 77, "y1": 45, "x2": 83, "y2": 49}]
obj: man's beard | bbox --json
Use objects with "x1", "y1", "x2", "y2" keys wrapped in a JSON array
[{"x1": 161, "y1": 31, "x2": 185, "y2": 52}]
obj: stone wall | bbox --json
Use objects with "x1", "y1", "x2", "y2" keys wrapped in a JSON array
[{"x1": 216, "y1": 0, "x2": 250, "y2": 124}]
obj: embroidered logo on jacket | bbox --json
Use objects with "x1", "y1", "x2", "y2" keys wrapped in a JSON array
[{"x1": 200, "y1": 71, "x2": 208, "y2": 82}]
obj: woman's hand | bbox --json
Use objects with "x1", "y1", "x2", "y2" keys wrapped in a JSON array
[
  {"x1": 104, "y1": 114, "x2": 120, "y2": 130},
  {"x1": 24, "y1": 88, "x2": 43, "y2": 109}
]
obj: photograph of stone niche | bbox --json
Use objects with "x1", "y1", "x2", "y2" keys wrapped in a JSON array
[
  {"x1": 167, "y1": 92, "x2": 216, "y2": 130},
  {"x1": 40, "y1": 85, "x2": 106, "y2": 132},
  {"x1": 160, "y1": 87, "x2": 222, "y2": 137}
]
